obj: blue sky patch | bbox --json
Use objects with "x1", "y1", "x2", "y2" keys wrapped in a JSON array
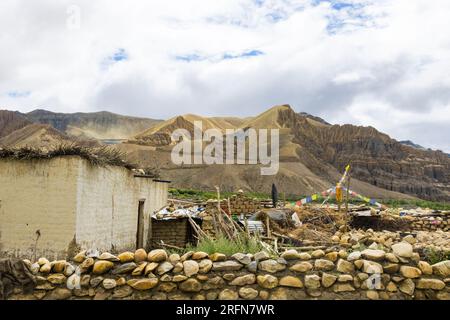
[
  {"x1": 111, "y1": 48, "x2": 128, "y2": 62},
  {"x1": 7, "y1": 90, "x2": 30, "y2": 98},
  {"x1": 102, "y1": 48, "x2": 129, "y2": 69},
  {"x1": 312, "y1": 0, "x2": 374, "y2": 34},
  {"x1": 254, "y1": 0, "x2": 265, "y2": 7},
  {"x1": 175, "y1": 50, "x2": 264, "y2": 63},
  {"x1": 266, "y1": 11, "x2": 285, "y2": 22},
  {"x1": 223, "y1": 49, "x2": 264, "y2": 60},
  {"x1": 175, "y1": 54, "x2": 206, "y2": 62}
]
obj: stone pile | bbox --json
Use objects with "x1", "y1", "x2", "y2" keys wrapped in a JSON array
[
  {"x1": 410, "y1": 215, "x2": 449, "y2": 232},
  {"x1": 205, "y1": 191, "x2": 261, "y2": 215},
  {"x1": 332, "y1": 229, "x2": 450, "y2": 253},
  {"x1": 414, "y1": 230, "x2": 450, "y2": 252},
  {"x1": 198, "y1": 210, "x2": 216, "y2": 237},
  {"x1": 10, "y1": 244, "x2": 450, "y2": 300},
  {"x1": 228, "y1": 192, "x2": 261, "y2": 214}
]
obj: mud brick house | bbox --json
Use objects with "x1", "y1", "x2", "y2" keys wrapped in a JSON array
[{"x1": 0, "y1": 152, "x2": 169, "y2": 259}]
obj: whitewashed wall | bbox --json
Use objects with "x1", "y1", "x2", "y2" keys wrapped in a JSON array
[
  {"x1": 74, "y1": 160, "x2": 169, "y2": 252},
  {"x1": 0, "y1": 156, "x2": 169, "y2": 259},
  {"x1": 0, "y1": 158, "x2": 79, "y2": 260}
]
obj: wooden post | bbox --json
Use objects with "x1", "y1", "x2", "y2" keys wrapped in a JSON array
[
  {"x1": 266, "y1": 215, "x2": 272, "y2": 238},
  {"x1": 244, "y1": 215, "x2": 250, "y2": 237},
  {"x1": 345, "y1": 173, "x2": 351, "y2": 214},
  {"x1": 211, "y1": 186, "x2": 220, "y2": 236},
  {"x1": 336, "y1": 184, "x2": 342, "y2": 212},
  {"x1": 216, "y1": 186, "x2": 221, "y2": 213}
]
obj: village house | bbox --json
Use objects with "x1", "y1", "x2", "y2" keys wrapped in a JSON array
[{"x1": 0, "y1": 152, "x2": 169, "y2": 260}]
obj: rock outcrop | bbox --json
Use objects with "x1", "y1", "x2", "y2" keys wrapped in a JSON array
[{"x1": 276, "y1": 106, "x2": 450, "y2": 201}]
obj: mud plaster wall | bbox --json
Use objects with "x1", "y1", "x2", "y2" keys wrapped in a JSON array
[
  {"x1": 0, "y1": 157, "x2": 169, "y2": 260},
  {"x1": 0, "y1": 158, "x2": 78, "y2": 260},
  {"x1": 74, "y1": 160, "x2": 168, "y2": 253}
]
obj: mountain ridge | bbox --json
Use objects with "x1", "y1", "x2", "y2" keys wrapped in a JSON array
[
  {"x1": 1, "y1": 105, "x2": 449, "y2": 201},
  {"x1": 118, "y1": 104, "x2": 450, "y2": 201},
  {"x1": 26, "y1": 109, "x2": 162, "y2": 140}
]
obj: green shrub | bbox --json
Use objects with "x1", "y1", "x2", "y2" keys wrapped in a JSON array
[
  {"x1": 185, "y1": 233, "x2": 263, "y2": 256},
  {"x1": 423, "y1": 247, "x2": 450, "y2": 265}
]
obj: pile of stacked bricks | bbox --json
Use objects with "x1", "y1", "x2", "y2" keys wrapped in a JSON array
[
  {"x1": 229, "y1": 191, "x2": 262, "y2": 214},
  {"x1": 198, "y1": 206, "x2": 216, "y2": 238},
  {"x1": 150, "y1": 218, "x2": 196, "y2": 248},
  {"x1": 204, "y1": 191, "x2": 263, "y2": 215}
]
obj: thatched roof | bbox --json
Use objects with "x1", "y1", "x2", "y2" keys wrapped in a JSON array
[{"x1": 0, "y1": 144, "x2": 137, "y2": 170}]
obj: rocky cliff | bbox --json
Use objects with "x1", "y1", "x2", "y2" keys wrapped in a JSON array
[
  {"x1": 123, "y1": 105, "x2": 450, "y2": 201},
  {"x1": 0, "y1": 110, "x2": 32, "y2": 138},
  {"x1": 277, "y1": 107, "x2": 450, "y2": 201}
]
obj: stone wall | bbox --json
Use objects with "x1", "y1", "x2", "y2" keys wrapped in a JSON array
[
  {"x1": 350, "y1": 213, "x2": 449, "y2": 233},
  {"x1": 409, "y1": 214, "x2": 449, "y2": 232},
  {"x1": 8, "y1": 244, "x2": 449, "y2": 300},
  {"x1": 205, "y1": 192, "x2": 262, "y2": 215},
  {"x1": 150, "y1": 218, "x2": 198, "y2": 248}
]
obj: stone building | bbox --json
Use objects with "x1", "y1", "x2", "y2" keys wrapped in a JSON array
[{"x1": 0, "y1": 155, "x2": 169, "y2": 259}]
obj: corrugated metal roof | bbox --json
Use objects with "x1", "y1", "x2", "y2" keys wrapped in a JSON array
[{"x1": 238, "y1": 220, "x2": 265, "y2": 234}]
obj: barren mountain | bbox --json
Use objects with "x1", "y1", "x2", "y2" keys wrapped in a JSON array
[
  {"x1": 121, "y1": 104, "x2": 450, "y2": 201},
  {"x1": 1, "y1": 105, "x2": 448, "y2": 201},
  {"x1": 0, "y1": 123, "x2": 74, "y2": 148},
  {"x1": 26, "y1": 109, "x2": 162, "y2": 140},
  {"x1": 130, "y1": 113, "x2": 247, "y2": 146},
  {"x1": 0, "y1": 110, "x2": 32, "y2": 138},
  {"x1": 278, "y1": 106, "x2": 450, "y2": 201},
  {"x1": 130, "y1": 116, "x2": 195, "y2": 146}
]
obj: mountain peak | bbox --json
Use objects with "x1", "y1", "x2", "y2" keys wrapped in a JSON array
[{"x1": 241, "y1": 104, "x2": 294, "y2": 129}]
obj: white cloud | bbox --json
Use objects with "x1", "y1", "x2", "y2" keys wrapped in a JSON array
[{"x1": 0, "y1": 0, "x2": 449, "y2": 152}]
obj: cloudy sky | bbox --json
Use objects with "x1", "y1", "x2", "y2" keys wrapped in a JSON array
[{"x1": 0, "y1": 0, "x2": 449, "y2": 152}]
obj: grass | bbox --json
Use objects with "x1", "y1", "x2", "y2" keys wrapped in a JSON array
[
  {"x1": 383, "y1": 199, "x2": 450, "y2": 211},
  {"x1": 423, "y1": 247, "x2": 450, "y2": 264},
  {"x1": 185, "y1": 233, "x2": 263, "y2": 256},
  {"x1": 0, "y1": 144, "x2": 143, "y2": 172},
  {"x1": 169, "y1": 188, "x2": 270, "y2": 201}
]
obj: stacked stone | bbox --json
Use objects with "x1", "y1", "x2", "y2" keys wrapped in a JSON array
[
  {"x1": 332, "y1": 228, "x2": 450, "y2": 253},
  {"x1": 151, "y1": 219, "x2": 191, "y2": 248},
  {"x1": 204, "y1": 193, "x2": 262, "y2": 215},
  {"x1": 205, "y1": 199, "x2": 227, "y2": 212},
  {"x1": 260, "y1": 199, "x2": 275, "y2": 208},
  {"x1": 228, "y1": 193, "x2": 261, "y2": 214},
  {"x1": 12, "y1": 242, "x2": 450, "y2": 300},
  {"x1": 410, "y1": 215, "x2": 449, "y2": 232},
  {"x1": 199, "y1": 200, "x2": 218, "y2": 237}
]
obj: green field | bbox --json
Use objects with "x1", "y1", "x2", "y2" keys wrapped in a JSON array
[{"x1": 169, "y1": 188, "x2": 450, "y2": 211}]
